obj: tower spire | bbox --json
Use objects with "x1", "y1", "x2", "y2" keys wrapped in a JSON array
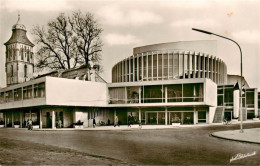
[{"x1": 17, "y1": 11, "x2": 20, "y2": 24}]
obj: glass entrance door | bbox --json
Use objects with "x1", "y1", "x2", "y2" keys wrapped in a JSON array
[
  {"x1": 158, "y1": 112, "x2": 165, "y2": 125},
  {"x1": 147, "y1": 112, "x2": 157, "y2": 125}
]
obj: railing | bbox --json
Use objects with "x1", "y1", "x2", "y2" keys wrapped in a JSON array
[{"x1": 109, "y1": 96, "x2": 204, "y2": 104}]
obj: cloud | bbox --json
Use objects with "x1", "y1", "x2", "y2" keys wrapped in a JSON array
[
  {"x1": 159, "y1": 0, "x2": 210, "y2": 9},
  {"x1": 104, "y1": 33, "x2": 141, "y2": 45},
  {"x1": 97, "y1": 5, "x2": 163, "y2": 26},
  {"x1": 1, "y1": 0, "x2": 72, "y2": 12},
  {"x1": 232, "y1": 30, "x2": 260, "y2": 44},
  {"x1": 170, "y1": 19, "x2": 221, "y2": 29}
]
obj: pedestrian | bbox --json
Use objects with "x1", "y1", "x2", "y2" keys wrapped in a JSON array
[
  {"x1": 128, "y1": 114, "x2": 131, "y2": 127},
  {"x1": 93, "y1": 117, "x2": 96, "y2": 128},
  {"x1": 28, "y1": 119, "x2": 33, "y2": 130},
  {"x1": 58, "y1": 120, "x2": 62, "y2": 128},
  {"x1": 114, "y1": 116, "x2": 119, "y2": 127},
  {"x1": 107, "y1": 119, "x2": 110, "y2": 126},
  {"x1": 138, "y1": 120, "x2": 142, "y2": 129}
]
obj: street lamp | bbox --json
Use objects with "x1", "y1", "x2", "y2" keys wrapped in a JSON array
[{"x1": 192, "y1": 28, "x2": 244, "y2": 133}]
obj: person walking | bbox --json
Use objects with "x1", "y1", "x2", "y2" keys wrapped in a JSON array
[
  {"x1": 114, "y1": 116, "x2": 119, "y2": 127},
  {"x1": 93, "y1": 117, "x2": 96, "y2": 128},
  {"x1": 27, "y1": 119, "x2": 33, "y2": 130}
]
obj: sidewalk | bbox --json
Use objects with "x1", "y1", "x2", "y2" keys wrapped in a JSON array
[
  {"x1": 31, "y1": 120, "x2": 260, "y2": 131},
  {"x1": 211, "y1": 128, "x2": 260, "y2": 144}
]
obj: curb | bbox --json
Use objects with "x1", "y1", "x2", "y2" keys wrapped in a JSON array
[{"x1": 210, "y1": 133, "x2": 260, "y2": 145}]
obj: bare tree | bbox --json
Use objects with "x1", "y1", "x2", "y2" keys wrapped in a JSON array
[
  {"x1": 32, "y1": 11, "x2": 103, "y2": 72},
  {"x1": 70, "y1": 10, "x2": 103, "y2": 66}
]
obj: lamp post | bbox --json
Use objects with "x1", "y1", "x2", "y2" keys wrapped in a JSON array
[{"x1": 192, "y1": 28, "x2": 243, "y2": 133}]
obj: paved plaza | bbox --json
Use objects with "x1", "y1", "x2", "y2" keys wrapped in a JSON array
[
  {"x1": 1, "y1": 122, "x2": 260, "y2": 165},
  {"x1": 212, "y1": 128, "x2": 260, "y2": 144}
]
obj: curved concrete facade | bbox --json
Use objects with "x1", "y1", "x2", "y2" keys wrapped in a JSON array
[{"x1": 112, "y1": 41, "x2": 227, "y2": 85}]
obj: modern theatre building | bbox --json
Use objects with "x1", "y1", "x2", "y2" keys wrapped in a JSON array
[{"x1": 0, "y1": 17, "x2": 259, "y2": 129}]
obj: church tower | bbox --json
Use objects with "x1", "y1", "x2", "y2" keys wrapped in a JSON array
[{"x1": 4, "y1": 14, "x2": 34, "y2": 87}]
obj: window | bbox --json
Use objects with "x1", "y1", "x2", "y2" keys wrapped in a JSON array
[
  {"x1": 163, "y1": 53, "x2": 168, "y2": 79},
  {"x1": 0, "y1": 92, "x2": 4, "y2": 103},
  {"x1": 34, "y1": 83, "x2": 45, "y2": 98},
  {"x1": 13, "y1": 49, "x2": 15, "y2": 60},
  {"x1": 23, "y1": 86, "x2": 32, "y2": 100},
  {"x1": 143, "y1": 56, "x2": 147, "y2": 81},
  {"x1": 24, "y1": 65, "x2": 27, "y2": 77},
  {"x1": 183, "y1": 83, "x2": 203, "y2": 102},
  {"x1": 173, "y1": 54, "x2": 179, "y2": 79},
  {"x1": 179, "y1": 54, "x2": 183, "y2": 78},
  {"x1": 224, "y1": 88, "x2": 233, "y2": 106},
  {"x1": 142, "y1": 85, "x2": 164, "y2": 103},
  {"x1": 27, "y1": 50, "x2": 30, "y2": 61},
  {"x1": 21, "y1": 48, "x2": 24, "y2": 60},
  {"x1": 167, "y1": 84, "x2": 182, "y2": 102},
  {"x1": 148, "y1": 55, "x2": 152, "y2": 80},
  {"x1": 14, "y1": 88, "x2": 22, "y2": 101},
  {"x1": 5, "y1": 91, "x2": 13, "y2": 102},
  {"x1": 246, "y1": 91, "x2": 254, "y2": 108},
  {"x1": 11, "y1": 65, "x2": 14, "y2": 77},
  {"x1": 152, "y1": 54, "x2": 157, "y2": 80},
  {"x1": 158, "y1": 54, "x2": 162, "y2": 80},
  {"x1": 109, "y1": 87, "x2": 125, "y2": 104},
  {"x1": 127, "y1": 86, "x2": 140, "y2": 103}
]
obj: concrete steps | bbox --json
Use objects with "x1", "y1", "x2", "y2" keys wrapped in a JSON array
[{"x1": 213, "y1": 107, "x2": 224, "y2": 123}]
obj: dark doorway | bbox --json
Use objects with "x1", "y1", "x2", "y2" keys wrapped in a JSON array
[
  {"x1": 147, "y1": 112, "x2": 157, "y2": 125},
  {"x1": 46, "y1": 112, "x2": 52, "y2": 128},
  {"x1": 224, "y1": 111, "x2": 232, "y2": 121}
]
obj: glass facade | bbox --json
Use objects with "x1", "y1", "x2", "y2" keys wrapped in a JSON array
[
  {"x1": 112, "y1": 50, "x2": 227, "y2": 84},
  {"x1": 0, "y1": 82, "x2": 45, "y2": 103},
  {"x1": 109, "y1": 83, "x2": 204, "y2": 104},
  {"x1": 217, "y1": 85, "x2": 233, "y2": 107}
]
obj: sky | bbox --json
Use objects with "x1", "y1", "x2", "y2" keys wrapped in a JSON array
[{"x1": 0, "y1": 0, "x2": 259, "y2": 89}]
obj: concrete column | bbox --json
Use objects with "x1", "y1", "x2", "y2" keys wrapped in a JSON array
[
  {"x1": 40, "y1": 109, "x2": 42, "y2": 129},
  {"x1": 137, "y1": 54, "x2": 139, "y2": 81},
  {"x1": 202, "y1": 54, "x2": 205, "y2": 78},
  {"x1": 121, "y1": 61, "x2": 124, "y2": 82},
  {"x1": 139, "y1": 87, "x2": 141, "y2": 104},
  {"x1": 146, "y1": 53, "x2": 148, "y2": 80},
  {"x1": 254, "y1": 88, "x2": 258, "y2": 117},
  {"x1": 12, "y1": 111, "x2": 14, "y2": 128},
  {"x1": 114, "y1": 109, "x2": 117, "y2": 124},
  {"x1": 125, "y1": 87, "x2": 127, "y2": 104},
  {"x1": 209, "y1": 107, "x2": 216, "y2": 124},
  {"x1": 233, "y1": 90, "x2": 239, "y2": 118},
  {"x1": 165, "y1": 86, "x2": 168, "y2": 103},
  {"x1": 141, "y1": 53, "x2": 143, "y2": 81},
  {"x1": 133, "y1": 55, "x2": 135, "y2": 82},
  {"x1": 211, "y1": 56, "x2": 214, "y2": 79},
  {"x1": 162, "y1": 53, "x2": 164, "y2": 79},
  {"x1": 157, "y1": 112, "x2": 159, "y2": 125},
  {"x1": 194, "y1": 110, "x2": 198, "y2": 124},
  {"x1": 139, "y1": 108, "x2": 141, "y2": 122},
  {"x1": 20, "y1": 111, "x2": 22, "y2": 128},
  {"x1": 128, "y1": 57, "x2": 131, "y2": 82},
  {"x1": 206, "y1": 111, "x2": 209, "y2": 124},
  {"x1": 165, "y1": 107, "x2": 168, "y2": 125},
  {"x1": 125, "y1": 59, "x2": 127, "y2": 81},
  {"x1": 52, "y1": 110, "x2": 56, "y2": 129},
  {"x1": 198, "y1": 54, "x2": 201, "y2": 78},
  {"x1": 4, "y1": 112, "x2": 7, "y2": 128},
  {"x1": 187, "y1": 52, "x2": 190, "y2": 79},
  {"x1": 157, "y1": 52, "x2": 158, "y2": 80},
  {"x1": 151, "y1": 53, "x2": 153, "y2": 81},
  {"x1": 207, "y1": 55, "x2": 209, "y2": 78}
]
